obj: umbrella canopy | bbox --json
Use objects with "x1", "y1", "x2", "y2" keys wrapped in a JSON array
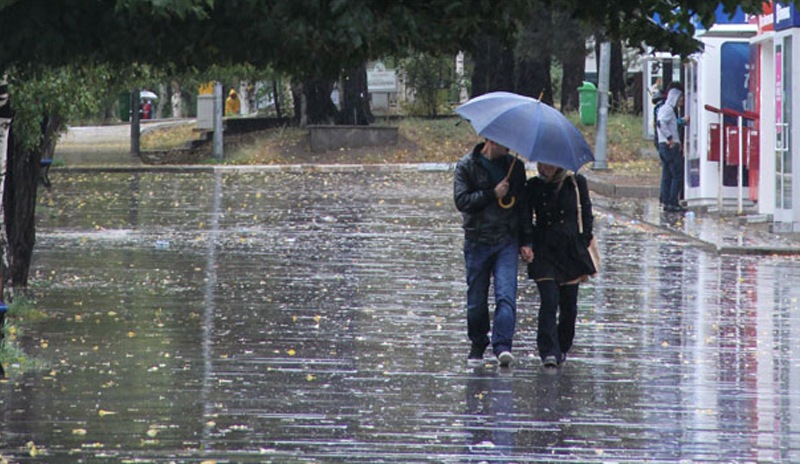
[
  {"x1": 140, "y1": 90, "x2": 158, "y2": 100},
  {"x1": 455, "y1": 91, "x2": 594, "y2": 172}
]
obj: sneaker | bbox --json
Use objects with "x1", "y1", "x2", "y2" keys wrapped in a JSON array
[
  {"x1": 498, "y1": 351, "x2": 514, "y2": 367},
  {"x1": 468, "y1": 343, "x2": 487, "y2": 362},
  {"x1": 542, "y1": 355, "x2": 558, "y2": 368},
  {"x1": 559, "y1": 353, "x2": 567, "y2": 365}
]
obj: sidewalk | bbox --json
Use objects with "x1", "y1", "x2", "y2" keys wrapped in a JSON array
[
  {"x1": 584, "y1": 169, "x2": 800, "y2": 255},
  {"x1": 54, "y1": 124, "x2": 800, "y2": 255}
]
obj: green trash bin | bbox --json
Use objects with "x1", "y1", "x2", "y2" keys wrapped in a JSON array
[{"x1": 577, "y1": 81, "x2": 597, "y2": 126}]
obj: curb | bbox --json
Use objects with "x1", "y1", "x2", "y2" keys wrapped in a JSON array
[{"x1": 584, "y1": 175, "x2": 660, "y2": 199}]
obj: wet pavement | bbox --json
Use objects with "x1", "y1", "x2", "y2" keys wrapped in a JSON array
[{"x1": 2, "y1": 161, "x2": 800, "y2": 462}]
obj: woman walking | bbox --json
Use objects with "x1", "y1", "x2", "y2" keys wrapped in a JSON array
[{"x1": 525, "y1": 163, "x2": 596, "y2": 368}]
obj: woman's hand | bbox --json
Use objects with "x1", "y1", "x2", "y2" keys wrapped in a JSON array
[{"x1": 520, "y1": 246, "x2": 533, "y2": 263}]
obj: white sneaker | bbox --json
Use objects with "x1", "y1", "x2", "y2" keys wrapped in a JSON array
[
  {"x1": 498, "y1": 351, "x2": 514, "y2": 367},
  {"x1": 542, "y1": 355, "x2": 558, "y2": 368}
]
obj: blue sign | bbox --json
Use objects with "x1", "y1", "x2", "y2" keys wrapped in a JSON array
[
  {"x1": 691, "y1": 4, "x2": 748, "y2": 31},
  {"x1": 775, "y1": 3, "x2": 800, "y2": 30},
  {"x1": 713, "y1": 4, "x2": 747, "y2": 24},
  {"x1": 654, "y1": 4, "x2": 748, "y2": 32}
]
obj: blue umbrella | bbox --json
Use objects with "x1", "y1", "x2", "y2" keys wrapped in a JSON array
[{"x1": 455, "y1": 91, "x2": 595, "y2": 172}]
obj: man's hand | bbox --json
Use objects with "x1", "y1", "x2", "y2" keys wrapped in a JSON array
[{"x1": 494, "y1": 178, "x2": 510, "y2": 199}]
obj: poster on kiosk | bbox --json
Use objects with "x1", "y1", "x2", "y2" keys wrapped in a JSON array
[{"x1": 683, "y1": 9, "x2": 757, "y2": 214}]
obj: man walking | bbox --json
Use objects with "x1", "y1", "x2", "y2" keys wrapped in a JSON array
[{"x1": 454, "y1": 139, "x2": 533, "y2": 367}]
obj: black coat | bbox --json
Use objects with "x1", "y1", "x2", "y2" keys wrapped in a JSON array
[
  {"x1": 454, "y1": 143, "x2": 533, "y2": 245},
  {"x1": 526, "y1": 173, "x2": 595, "y2": 282}
]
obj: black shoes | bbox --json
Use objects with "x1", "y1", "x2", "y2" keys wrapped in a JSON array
[
  {"x1": 468, "y1": 343, "x2": 488, "y2": 362},
  {"x1": 542, "y1": 355, "x2": 559, "y2": 368},
  {"x1": 663, "y1": 204, "x2": 687, "y2": 213}
]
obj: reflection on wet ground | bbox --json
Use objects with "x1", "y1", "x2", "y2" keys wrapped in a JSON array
[{"x1": 1, "y1": 170, "x2": 800, "y2": 462}]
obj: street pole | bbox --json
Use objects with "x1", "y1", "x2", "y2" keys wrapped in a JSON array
[
  {"x1": 213, "y1": 82, "x2": 223, "y2": 161},
  {"x1": 130, "y1": 88, "x2": 140, "y2": 157},
  {"x1": 593, "y1": 42, "x2": 611, "y2": 170}
]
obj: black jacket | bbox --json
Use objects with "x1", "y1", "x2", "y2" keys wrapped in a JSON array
[
  {"x1": 453, "y1": 143, "x2": 533, "y2": 245},
  {"x1": 526, "y1": 173, "x2": 595, "y2": 282}
]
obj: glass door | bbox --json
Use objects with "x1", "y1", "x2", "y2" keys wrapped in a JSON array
[{"x1": 776, "y1": 37, "x2": 792, "y2": 212}]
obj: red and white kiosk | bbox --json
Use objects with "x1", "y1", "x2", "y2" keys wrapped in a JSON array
[{"x1": 683, "y1": 19, "x2": 758, "y2": 212}]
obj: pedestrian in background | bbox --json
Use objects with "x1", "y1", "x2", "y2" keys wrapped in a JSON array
[
  {"x1": 225, "y1": 88, "x2": 240, "y2": 116},
  {"x1": 656, "y1": 83, "x2": 686, "y2": 212},
  {"x1": 454, "y1": 139, "x2": 533, "y2": 367},
  {"x1": 525, "y1": 162, "x2": 595, "y2": 368}
]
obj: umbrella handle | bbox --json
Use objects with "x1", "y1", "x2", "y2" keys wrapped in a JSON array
[
  {"x1": 498, "y1": 153, "x2": 519, "y2": 209},
  {"x1": 498, "y1": 196, "x2": 516, "y2": 209},
  {"x1": 503, "y1": 153, "x2": 519, "y2": 182}
]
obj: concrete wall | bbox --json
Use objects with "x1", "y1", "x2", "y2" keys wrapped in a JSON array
[{"x1": 308, "y1": 125, "x2": 398, "y2": 152}]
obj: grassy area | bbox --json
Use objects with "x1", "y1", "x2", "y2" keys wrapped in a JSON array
[
  {"x1": 0, "y1": 297, "x2": 47, "y2": 377},
  {"x1": 140, "y1": 112, "x2": 656, "y2": 173},
  {"x1": 140, "y1": 123, "x2": 199, "y2": 151}
]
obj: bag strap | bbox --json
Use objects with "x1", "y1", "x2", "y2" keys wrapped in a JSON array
[{"x1": 573, "y1": 176, "x2": 584, "y2": 234}]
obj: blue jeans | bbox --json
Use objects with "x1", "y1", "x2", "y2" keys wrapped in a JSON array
[
  {"x1": 658, "y1": 142, "x2": 684, "y2": 208},
  {"x1": 464, "y1": 238, "x2": 518, "y2": 354}
]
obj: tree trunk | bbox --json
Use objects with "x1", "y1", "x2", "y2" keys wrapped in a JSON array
[
  {"x1": 515, "y1": 55, "x2": 552, "y2": 105},
  {"x1": 130, "y1": 88, "x2": 140, "y2": 156},
  {"x1": 294, "y1": 79, "x2": 337, "y2": 125},
  {"x1": 513, "y1": 15, "x2": 553, "y2": 104},
  {"x1": 0, "y1": 77, "x2": 10, "y2": 300},
  {"x1": 171, "y1": 81, "x2": 183, "y2": 118},
  {"x1": 272, "y1": 80, "x2": 282, "y2": 119},
  {"x1": 470, "y1": 34, "x2": 514, "y2": 98},
  {"x1": 336, "y1": 65, "x2": 373, "y2": 126},
  {"x1": 4, "y1": 115, "x2": 60, "y2": 289},
  {"x1": 555, "y1": 21, "x2": 587, "y2": 112},
  {"x1": 560, "y1": 52, "x2": 586, "y2": 112},
  {"x1": 609, "y1": 40, "x2": 627, "y2": 112}
]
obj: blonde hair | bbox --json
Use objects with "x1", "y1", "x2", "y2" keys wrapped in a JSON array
[{"x1": 540, "y1": 166, "x2": 570, "y2": 192}]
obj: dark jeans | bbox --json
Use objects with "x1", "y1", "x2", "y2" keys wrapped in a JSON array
[
  {"x1": 658, "y1": 142, "x2": 684, "y2": 208},
  {"x1": 535, "y1": 280, "x2": 579, "y2": 360},
  {"x1": 464, "y1": 238, "x2": 518, "y2": 355}
]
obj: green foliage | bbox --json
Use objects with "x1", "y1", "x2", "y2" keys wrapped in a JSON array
[
  {"x1": 399, "y1": 52, "x2": 456, "y2": 116},
  {"x1": 549, "y1": 0, "x2": 790, "y2": 56},
  {"x1": 7, "y1": 65, "x2": 106, "y2": 152}
]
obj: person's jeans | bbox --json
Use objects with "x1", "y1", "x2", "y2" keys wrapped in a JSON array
[
  {"x1": 464, "y1": 238, "x2": 519, "y2": 354},
  {"x1": 535, "y1": 280, "x2": 579, "y2": 360},
  {"x1": 658, "y1": 142, "x2": 684, "y2": 208}
]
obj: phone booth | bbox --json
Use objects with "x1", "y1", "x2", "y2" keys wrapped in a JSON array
[
  {"x1": 684, "y1": 23, "x2": 758, "y2": 210},
  {"x1": 749, "y1": 3, "x2": 777, "y2": 217},
  {"x1": 641, "y1": 54, "x2": 682, "y2": 143},
  {"x1": 772, "y1": 3, "x2": 800, "y2": 230}
]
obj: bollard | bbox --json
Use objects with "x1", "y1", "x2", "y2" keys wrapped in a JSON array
[{"x1": 40, "y1": 158, "x2": 53, "y2": 190}]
